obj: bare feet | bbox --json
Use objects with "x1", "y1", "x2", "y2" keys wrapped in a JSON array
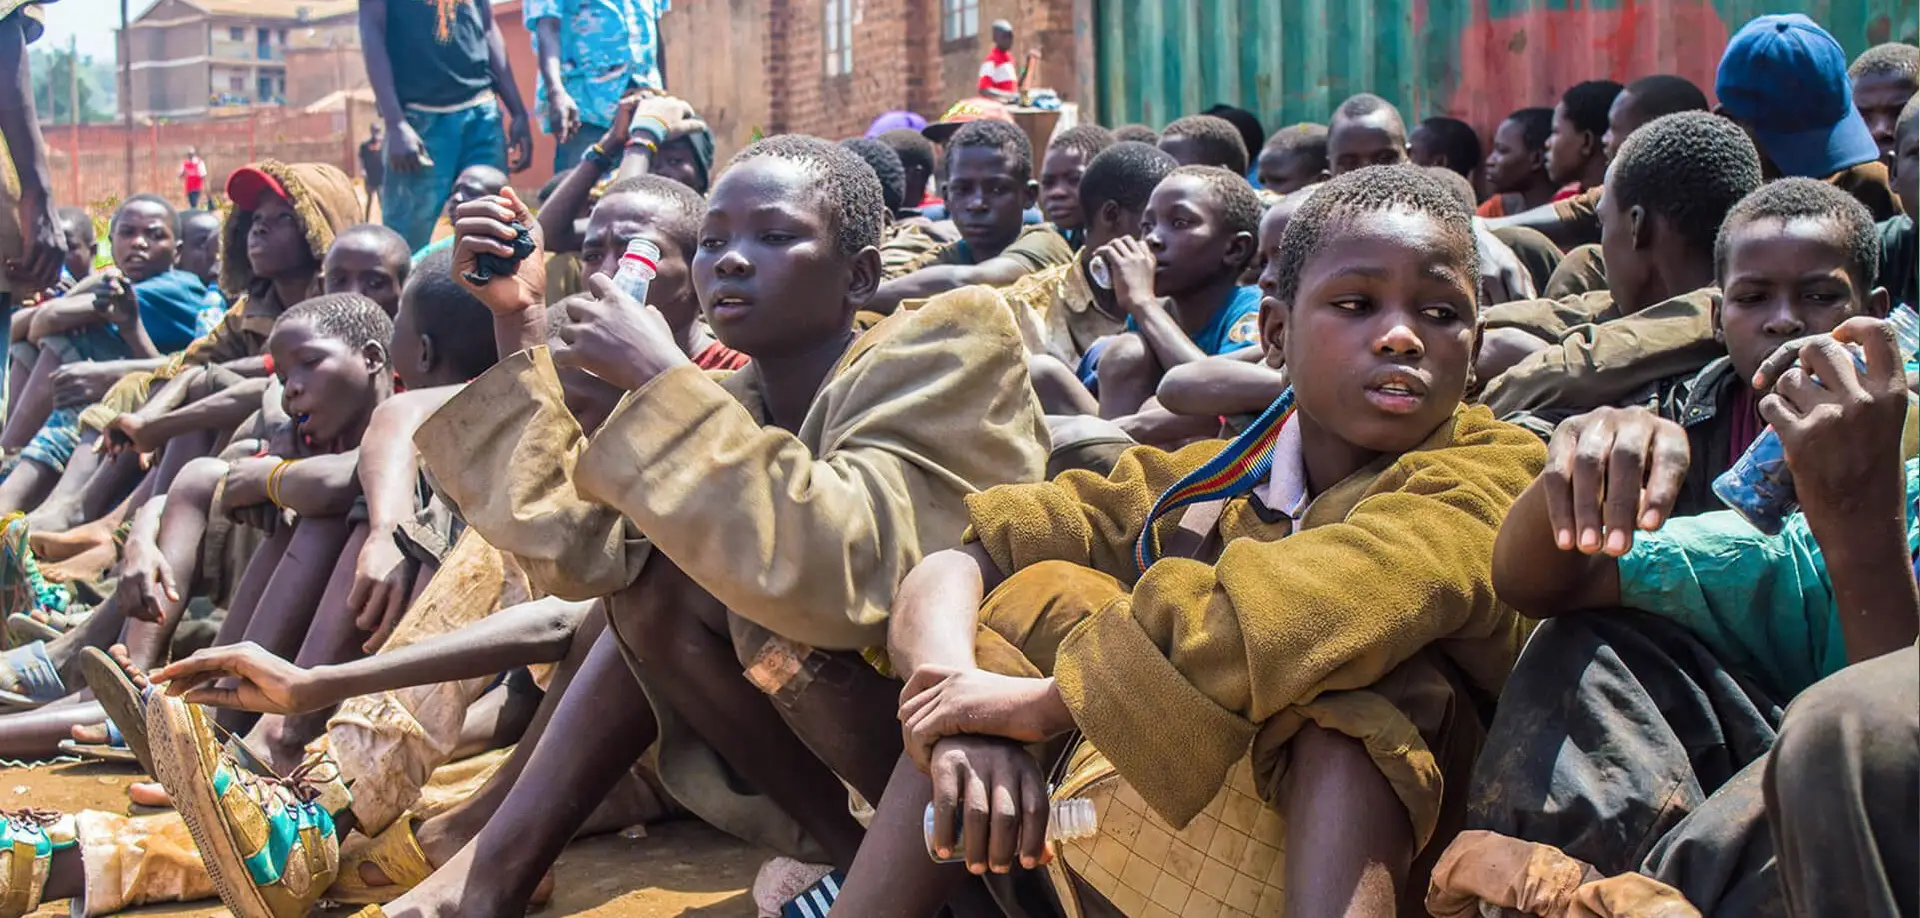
[
  {"x1": 29, "y1": 518, "x2": 117, "y2": 564},
  {"x1": 40, "y1": 538, "x2": 118, "y2": 586},
  {"x1": 373, "y1": 840, "x2": 516, "y2": 918},
  {"x1": 128, "y1": 780, "x2": 171, "y2": 808},
  {"x1": 69, "y1": 644, "x2": 152, "y2": 745},
  {"x1": 355, "y1": 814, "x2": 554, "y2": 905}
]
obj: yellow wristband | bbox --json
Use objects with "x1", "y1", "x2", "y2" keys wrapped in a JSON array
[{"x1": 265, "y1": 458, "x2": 297, "y2": 509}]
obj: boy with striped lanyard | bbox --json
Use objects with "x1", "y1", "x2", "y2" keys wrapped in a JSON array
[{"x1": 842, "y1": 165, "x2": 1547, "y2": 914}]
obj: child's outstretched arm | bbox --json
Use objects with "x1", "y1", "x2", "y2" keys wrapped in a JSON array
[
  {"x1": 1491, "y1": 405, "x2": 1690, "y2": 618},
  {"x1": 350, "y1": 386, "x2": 461, "y2": 651},
  {"x1": 156, "y1": 596, "x2": 596, "y2": 714},
  {"x1": 1154, "y1": 352, "x2": 1286, "y2": 419}
]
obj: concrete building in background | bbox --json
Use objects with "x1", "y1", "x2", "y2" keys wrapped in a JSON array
[
  {"x1": 283, "y1": 7, "x2": 366, "y2": 110},
  {"x1": 659, "y1": 0, "x2": 1085, "y2": 165},
  {"x1": 119, "y1": 0, "x2": 356, "y2": 121}
]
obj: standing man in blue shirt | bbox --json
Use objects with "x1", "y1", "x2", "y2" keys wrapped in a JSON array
[{"x1": 526, "y1": 0, "x2": 669, "y2": 171}]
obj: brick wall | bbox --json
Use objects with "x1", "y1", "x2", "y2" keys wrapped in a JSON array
[{"x1": 663, "y1": 0, "x2": 1077, "y2": 160}]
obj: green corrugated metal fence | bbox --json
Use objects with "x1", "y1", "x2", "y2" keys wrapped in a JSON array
[{"x1": 1093, "y1": 0, "x2": 1918, "y2": 138}]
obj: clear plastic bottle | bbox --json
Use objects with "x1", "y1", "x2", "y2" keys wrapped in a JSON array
[
  {"x1": 1712, "y1": 305, "x2": 1920, "y2": 533},
  {"x1": 611, "y1": 238, "x2": 662, "y2": 305},
  {"x1": 924, "y1": 798, "x2": 1098, "y2": 863},
  {"x1": 1087, "y1": 254, "x2": 1112, "y2": 290}
]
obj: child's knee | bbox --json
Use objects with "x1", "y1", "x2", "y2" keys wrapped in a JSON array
[
  {"x1": 1098, "y1": 333, "x2": 1151, "y2": 379},
  {"x1": 174, "y1": 456, "x2": 230, "y2": 498},
  {"x1": 605, "y1": 556, "x2": 725, "y2": 659}
]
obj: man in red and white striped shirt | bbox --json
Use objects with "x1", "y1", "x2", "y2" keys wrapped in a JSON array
[{"x1": 977, "y1": 19, "x2": 1018, "y2": 101}]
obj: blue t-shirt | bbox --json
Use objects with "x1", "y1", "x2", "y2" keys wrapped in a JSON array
[
  {"x1": 1617, "y1": 458, "x2": 1920, "y2": 700},
  {"x1": 132, "y1": 270, "x2": 225, "y2": 354},
  {"x1": 1124, "y1": 285, "x2": 1263, "y2": 356},
  {"x1": 524, "y1": 0, "x2": 668, "y2": 130}
]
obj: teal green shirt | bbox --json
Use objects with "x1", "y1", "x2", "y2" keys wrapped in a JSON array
[{"x1": 1617, "y1": 459, "x2": 1920, "y2": 700}]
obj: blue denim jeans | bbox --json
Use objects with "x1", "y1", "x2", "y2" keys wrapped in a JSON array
[
  {"x1": 382, "y1": 99, "x2": 508, "y2": 251},
  {"x1": 552, "y1": 128, "x2": 603, "y2": 173}
]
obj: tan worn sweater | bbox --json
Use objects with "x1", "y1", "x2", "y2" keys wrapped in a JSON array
[
  {"x1": 1479, "y1": 288, "x2": 1722, "y2": 418},
  {"x1": 415, "y1": 285, "x2": 1051, "y2": 650},
  {"x1": 965, "y1": 405, "x2": 1545, "y2": 843}
]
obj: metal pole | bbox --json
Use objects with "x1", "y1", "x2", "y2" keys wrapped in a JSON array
[
  {"x1": 120, "y1": 0, "x2": 133, "y2": 198},
  {"x1": 67, "y1": 35, "x2": 79, "y2": 203}
]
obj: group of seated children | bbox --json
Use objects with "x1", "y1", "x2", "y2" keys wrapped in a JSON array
[{"x1": 0, "y1": 11, "x2": 1908, "y2": 918}]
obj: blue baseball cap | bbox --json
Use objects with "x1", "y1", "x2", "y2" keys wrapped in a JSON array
[
  {"x1": 1716, "y1": 14, "x2": 1879, "y2": 178},
  {"x1": 865, "y1": 111, "x2": 928, "y2": 138}
]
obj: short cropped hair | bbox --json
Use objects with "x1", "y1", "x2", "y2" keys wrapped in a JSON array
[
  {"x1": 1850, "y1": 43, "x2": 1920, "y2": 83},
  {"x1": 727, "y1": 134, "x2": 885, "y2": 257},
  {"x1": 1272, "y1": 164, "x2": 1477, "y2": 306},
  {"x1": 1203, "y1": 104, "x2": 1267, "y2": 166},
  {"x1": 178, "y1": 209, "x2": 221, "y2": 240},
  {"x1": 1423, "y1": 165, "x2": 1479, "y2": 211},
  {"x1": 1077, "y1": 141, "x2": 1177, "y2": 217},
  {"x1": 331, "y1": 224, "x2": 413, "y2": 288},
  {"x1": 1715, "y1": 177, "x2": 1881, "y2": 290},
  {"x1": 114, "y1": 194, "x2": 177, "y2": 234},
  {"x1": 1048, "y1": 125, "x2": 1115, "y2": 163},
  {"x1": 1507, "y1": 107, "x2": 1555, "y2": 152},
  {"x1": 1609, "y1": 111, "x2": 1763, "y2": 253},
  {"x1": 404, "y1": 248, "x2": 497, "y2": 380},
  {"x1": 600, "y1": 173, "x2": 707, "y2": 256},
  {"x1": 1169, "y1": 164, "x2": 1262, "y2": 239},
  {"x1": 1560, "y1": 80, "x2": 1625, "y2": 138},
  {"x1": 1161, "y1": 115, "x2": 1250, "y2": 175},
  {"x1": 945, "y1": 120, "x2": 1035, "y2": 183},
  {"x1": 1623, "y1": 74, "x2": 1710, "y2": 121},
  {"x1": 838, "y1": 137, "x2": 908, "y2": 212},
  {"x1": 56, "y1": 207, "x2": 94, "y2": 246},
  {"x1": 1112, "y1": 123, "x2": 1160, "y2": 144},
  {"x1": 277, "y1": 292, "x2": 395, "y2": 366},
  {"x1": 1264, "y1": 123, "x2": 1330, "y2": 171},
  {"x1": 1415, "y1": 116, "x2": 1484, "y2": 177},
  {"x1": 877, "y1": 129, "x2": 937, "y2": 179}
]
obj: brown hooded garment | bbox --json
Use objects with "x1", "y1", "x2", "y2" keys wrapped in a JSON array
[{"x1": 79, "y1": 161, "x2": 360, "y2": 433}]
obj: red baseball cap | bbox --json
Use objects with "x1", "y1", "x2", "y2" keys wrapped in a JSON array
[{"x1": 226, "y1": 166, "x2": 290, "y2": 210}]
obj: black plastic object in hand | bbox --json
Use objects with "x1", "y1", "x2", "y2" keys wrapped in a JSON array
[{"x1": 462, "y1": 224, "x2": 537, "y2": 286}]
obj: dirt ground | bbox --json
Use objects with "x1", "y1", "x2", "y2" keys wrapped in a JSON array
[{"x1": 4, "y1": 760, "x2": 764, "y2": 918}]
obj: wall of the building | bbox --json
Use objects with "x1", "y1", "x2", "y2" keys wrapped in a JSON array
[{"x1": 660, "y1": 0, "x2": 1077, "y2": 164}]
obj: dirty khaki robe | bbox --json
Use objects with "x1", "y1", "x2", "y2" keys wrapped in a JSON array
[
  {"x1": 964, "y1": 406, "x2": 1545, "y2": 848},
  {"x1": 415, "y1": 285, "x2": 1051, "y2": 650}
]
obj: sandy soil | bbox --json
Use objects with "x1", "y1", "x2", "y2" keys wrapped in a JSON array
[{"x1": 3, "y1": 760, "x2": 763, "y2": 918}]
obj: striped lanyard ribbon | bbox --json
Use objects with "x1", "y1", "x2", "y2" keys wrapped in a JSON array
[{"x1": 1133, "y1": 388, "x2": 1297, "y2": 573}]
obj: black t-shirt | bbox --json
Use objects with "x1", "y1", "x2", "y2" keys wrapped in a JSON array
[
  {"x1": 1878, "y1": 215, "x2": 1916, "y2": 312},
  {"x1": 383, "y1": 0, "x2": 493, "y2": 109}
]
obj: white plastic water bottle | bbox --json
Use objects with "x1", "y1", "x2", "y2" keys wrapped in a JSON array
[
  {"x1": 610, "y1": 238, "x2": 661, "y2": 305},
  {"x1": 924, "y1": 797, "x2": 1098, "y2": 863}
]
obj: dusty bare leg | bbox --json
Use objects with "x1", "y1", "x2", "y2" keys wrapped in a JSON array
[
  {"x1": 0, "y1": 347, "x2": 64, "y2": 451},
  {"x1": 1027, "y1": 355, "x2": 1100, "y2": 416},
  {"x1": 374, "y1": 616, "x2": 657, "y2": 917},
  {"x1": 29, "y1": 432, "x2": 137, "y2": 533},
  {"x1": 253, "y1": 524, "x2": 372, "y2": 770},
  {"x1": 1281, "y1": 723, "x2": 1413, "y2": 918},
  {"x1": 1094, "y1": 333, "x2": 1162, "y2": 419}
]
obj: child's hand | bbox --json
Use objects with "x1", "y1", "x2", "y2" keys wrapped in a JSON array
[
  {"x1": 349, "y1": 534, "x2": 417, "y2": 653},
  {"x1": 1541, "y1": 406, "x2": 1691, "y2": 556},
  {"x1": 1471, "y1": 220, "x2": 1536, "y2": 305},
  {"x1": 103, "y1": 412, "x2": 158, "y2": 456},
  {"x1": 96, "y1": 273, "x2": 139, "y2": 327},
  {"x1": 899, "y1": 666, "x2": 1074, "y2": 771},
  {"x1": 551, "y1": 273, "x2": 691, "y2": 391},
  {"x1": 452, "y1": 189, "x2": 547, "y2": 316},
  {"x1": 51, "y1": 362, "x2": 125, "y2": 408},
  {"x1": 925, "y1": 735, "x2": 1055, "y2": 874},
  {"x1": 1094, "y1": 236, "x2": 1158, "y2": 314},
  {"x1": 1754, "y1": 317, "x2": 1909, "y2": 525},
  {"x1": 114, "y1": 533, "x2": 177, "y2": 624},
  {"x1": 155, "y1": 641, "x2": 319, "y2": 715}
]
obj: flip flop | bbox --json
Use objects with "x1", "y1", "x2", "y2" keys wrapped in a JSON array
[
  {"x1": 6, "y1": 612, "x2": 60, "y2": 646},
  {"x1": 57, "y1": 717, "x2": 140, "y2": 764},
  {"x1": 0, "y1": 640, "x2": 66, "y2": 708},
  {"x1": 326, "y1": 814, "x2": 433, "y2": 905},
  {"x1": 78, "y1": 647, "x2": 156, "y2": 777}
]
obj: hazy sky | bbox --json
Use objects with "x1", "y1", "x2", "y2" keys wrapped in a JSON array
[{"x1": 38, "y1": 0, "x2": 157, "y2": 62}]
